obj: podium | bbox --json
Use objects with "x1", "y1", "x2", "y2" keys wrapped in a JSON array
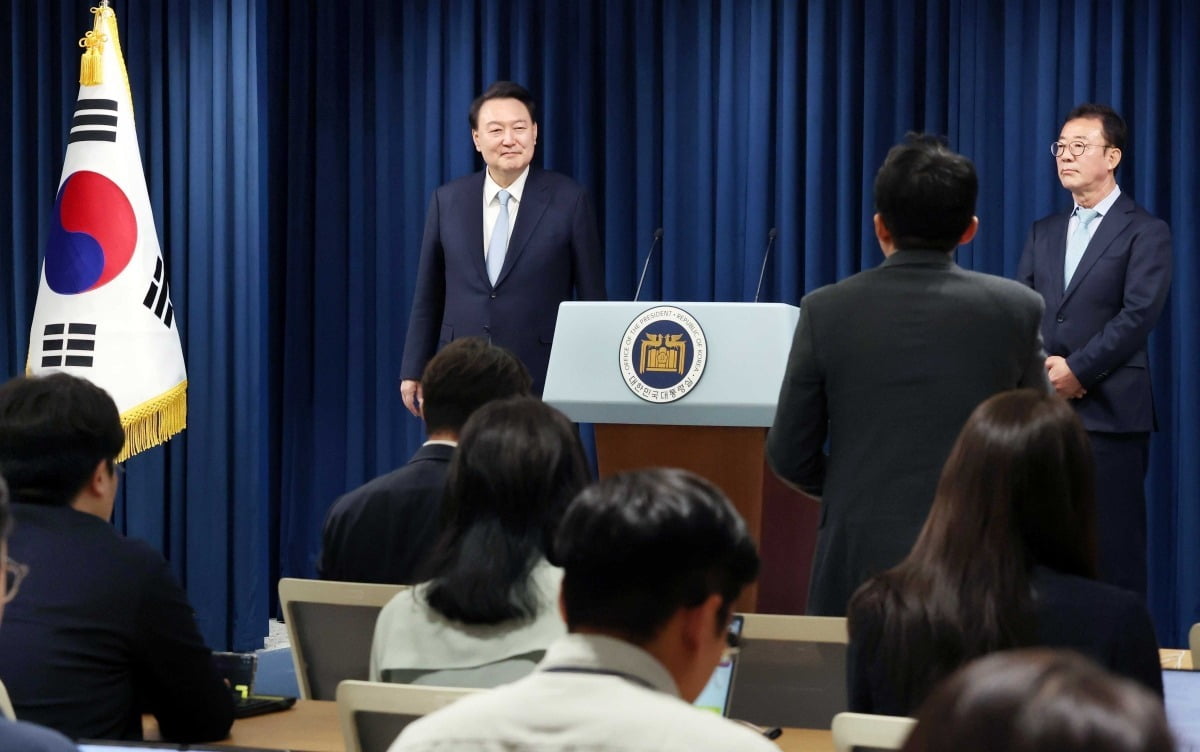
[{"x1": 544, "y1": 301, "x2": 816, "y2": 612}]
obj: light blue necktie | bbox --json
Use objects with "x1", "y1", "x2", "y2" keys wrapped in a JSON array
[
  {"x1": 1063, "y1": 207, "x2": 1101, "y2": 289},
  {"x1": 487, "y1": 189, "x2": 511, "y2": 285}
]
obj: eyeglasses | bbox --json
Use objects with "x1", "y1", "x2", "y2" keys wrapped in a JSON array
[
  {"x1": 1050, "y1": 140, "x2": 1116, "y2": 158},
  {"x1": 4, "y1": 557, "x2": 29, "y2": 603}
]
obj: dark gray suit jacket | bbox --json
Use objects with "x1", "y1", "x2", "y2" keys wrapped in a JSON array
[{"x1": 767, "y1": 250, "x2": 1048, "y2": 615}]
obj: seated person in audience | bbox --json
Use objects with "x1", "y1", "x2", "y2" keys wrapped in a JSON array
[
  {"x1": 0, "y1": 474, "x2": 79, "y2": 752},
  {"x1": 847, "y1": 388, "x2": 1161, "y2": 716},
  {"x1": 318, "y1": 337, "x2": 530, "y2": 584},
  {"x1": 370, "y1": 396, "x2": 586, "y2": 686},
  {"x1": 901, "y1": 648, "x2": 1174, "y2": 752},
  {"x1": 0, "y1": 373, "x2": 233, "y2": 742},
  {"x1": 389, "y1": 468, "x2": 779, "y2": 752}
]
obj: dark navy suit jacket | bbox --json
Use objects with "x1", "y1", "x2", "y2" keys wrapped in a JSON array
[
  {"x1": 1017, "y1": 192, "x2": 1172, "y2": 432},
  {"x1": 400, "y1": 168, "x2": 606, "y2": 394},
  {"x1": 317, "y1": 442, "x2": 454, "y2": 584},
  {"x1": 0, "y1": 503, "x2": 233, "y2": 742}
]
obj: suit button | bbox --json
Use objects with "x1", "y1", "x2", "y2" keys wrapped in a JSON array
[
  {"x1": 490, "y1": 293, "x2": 497, "y2": 299},
  {"x1": 1056, "y1": 315, "x2": 1064, "y2": 323}
]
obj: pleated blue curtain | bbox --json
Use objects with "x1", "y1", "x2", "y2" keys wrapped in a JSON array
[
  {"x1": 4, "y1": 0, "x2": 1197, "y2": 649},
  {"x1": 3, "y1": 0, "x2": 269, "y2": 651}
]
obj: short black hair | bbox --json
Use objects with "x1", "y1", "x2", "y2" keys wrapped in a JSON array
[
  {"x1": 468, "y1": 81, "x2": 537, "y2": 131},
  {"x1": 874, "y1": 133, "x2": 978, "y2": 251},
  {"x1": 1063, "y1": 103, "x2": 1127, "y2": 175},
  {"x1": 556, "y1": 468, "x2": 760, "y2": 643},
  {"x1": 1064, "y1": 103, "x2": 1127, "y2": 152},
  {"x1": 419, "y1": 337, "x2": 532, "y2": 435},
  {"x1": 0, "y1": 373, "x2": 125, "y2": 506}
]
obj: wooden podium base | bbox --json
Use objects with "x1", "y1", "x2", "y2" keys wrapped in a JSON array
[{"x1": 594, "y1": 423, "x2": 817, "y2": 614}]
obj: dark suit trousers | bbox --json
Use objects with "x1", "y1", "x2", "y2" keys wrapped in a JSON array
[{"x1": 1089, "y1": 431, "x2": 1150, "y2": 597}]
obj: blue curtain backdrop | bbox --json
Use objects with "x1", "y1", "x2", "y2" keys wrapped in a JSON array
[{"x1": 4, "y1": 0, "x2": 1197, "y2": 649}]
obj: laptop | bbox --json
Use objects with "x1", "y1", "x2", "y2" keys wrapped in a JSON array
[
  {"x1": 693, "y1": 614, "x2": 743, "y2": 716},
  {"x1": 1163, "y1": 668, "x2": 1200, "y2": 750},
  {"x1": 78, "y1": 743, "x2": 277, "y2": 751},
  {"x1": 211, "y1": 651, "x2": 297, "y2": 719}
]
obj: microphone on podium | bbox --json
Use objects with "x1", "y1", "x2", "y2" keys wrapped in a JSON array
[
  {"x1": 633, "y1": 227, "x2": 665, "y2": 302},
  {"x1": 753, "y1": 227, "x2": 778, "y2": 303}
]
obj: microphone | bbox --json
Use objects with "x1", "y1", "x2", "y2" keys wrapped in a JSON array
[
  {"x1": 753, "y1": 227, "x2": 778, "y2": 303},
  {"x1": 633, "y1": 227, "x2": 665, "y2": 302}
]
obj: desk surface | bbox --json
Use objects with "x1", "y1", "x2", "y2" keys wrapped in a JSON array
[
  {"x1": 184, "y1": 700, "x2": 833, "y2": 752},
  {"x1": 163, "y1": 649, "x2": 1194, "y2": 752}
]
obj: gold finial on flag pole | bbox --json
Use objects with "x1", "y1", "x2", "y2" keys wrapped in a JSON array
[{"x1": 79, "y1": 5, "x2": 110, "y2": 86}]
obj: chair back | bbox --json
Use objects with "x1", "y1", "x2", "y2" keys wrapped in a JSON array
[
  {"x1": 727, "y1": 613, "x2": 849, "y2": 729},
  {"x1": 830, "y1": 711, "x2": 916, "y2": 752},
  {"x1": 279, "y1": 578, "x2": 408, "y2": 699},
  {"x1": 0, "y1": 677, "x2": 15, "y2": 720},
  {"x1": 337, "y1": 679, "x2": 476, "y2": 752},
  {"x1": 1190, "y1": 623, "x2": 1200, "y2": 669}
]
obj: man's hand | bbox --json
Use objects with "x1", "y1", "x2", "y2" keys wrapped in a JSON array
[
  {"x1": 1045, "y1": 355, "x2": 1086, "y2": 399},
  {"x1": 400, "y1": 379, "x2": 423, "y2": 417}
]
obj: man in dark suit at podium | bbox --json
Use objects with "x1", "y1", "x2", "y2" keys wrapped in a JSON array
[
  {"x1": 1017, "y1": 104, "x2": 1172, "y2": 597},
  {"x1": 319, "y1": 337, "x2": 530, "y2": 584},
  {"x1": 767, "y1": 134, "x2": 1049, "y2": 616},
  {"x1": 399, "y1": 81, "x2": 606, "y2": 412}
]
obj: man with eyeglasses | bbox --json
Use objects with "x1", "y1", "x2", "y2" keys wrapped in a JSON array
[
  {"x1": 1017, "y1": 104, "x2": 1172, "y2": 598},
  {"x1": 0, "y1": 474, "x2": 78, "y2": 751},
  {"x1": 388, "y1": 469, "x2": 778, "y2": 752},
  {"x1": 0, "y1": 373, "x2": 234, "y2": 743}
]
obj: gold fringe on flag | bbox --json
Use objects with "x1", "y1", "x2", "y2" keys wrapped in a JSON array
[
  {"x1": 79, "y1": 6, "x2": 110, "y2": 86},
  {"x1": 117, "y1": 380, "x2": 188, "y2": 462}
]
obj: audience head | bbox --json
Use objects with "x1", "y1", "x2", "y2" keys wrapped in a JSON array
[
  {"x1": 849, "y1": 389, "x2": 1097, "y2": 710},
  {"x1": 901, "y1": 649, "x2": 1175, "y2": 752},
  {"x1": 914, "y1": 388, "x2": 1097, "y2": 579},
  {"x1": 424, "y1": 396, "x2": 589, "y2": 624},
  {"x1": 0, "y1": 373, "x2": 125, "y2": 512},
  {"x1": 555, "y1": 468, "x2": 760, "y2": 700},
  {"x1": 419, "y1": 337, "x2": 532, "y2": 437},
  {"x1": 873, "y1": 132, "x2": 979, "y2": 252}
]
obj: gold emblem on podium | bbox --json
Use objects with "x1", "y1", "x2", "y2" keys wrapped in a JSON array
[{"x1": 639, "y1": 333, "x2": 687, "y2": 375}]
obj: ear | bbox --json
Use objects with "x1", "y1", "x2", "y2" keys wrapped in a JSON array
[
  {"x1": 873, "y1": 213, "x2": 896, "y2": 256},
  {"x1": 1106, "y1": 146, "x2": 1122, "y2": 172},
  {"x1": 472, "y1": 128, "x2": 482, "y2": 153},
  {"x1": 88, "y1": 458, "x2": 111, "y2": 497},
  {"x1": 680, "y1": 593, "x2": 724, "y2": 653},
  {"x1": 531, "y1": 121, "x2": 538, "y2": 147},
  {"x1": 957, "y1": 216, "x2": 980, "y2": 246}
]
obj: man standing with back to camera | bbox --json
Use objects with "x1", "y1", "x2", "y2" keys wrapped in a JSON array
[
  {"x1": 1018, "y1": 104, "x2": 1172, "y2": 598},
  {"x1": 399, "y1": 81, "x2": 606, "y2": 411},
  {"x1": 768, "y1": 134, "x2": 1049, "y2": 617}
]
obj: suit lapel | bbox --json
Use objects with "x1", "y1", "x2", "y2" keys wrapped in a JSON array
[
  {"x1": 1061, "y1": 193, "x2": 1133, "y2": 306},
  {"x1": 495, "y1": 169, "x2": 550, "y2": 287},
  {"x1": 456, "y1": 171, "x2": 489, "y2": 287}
]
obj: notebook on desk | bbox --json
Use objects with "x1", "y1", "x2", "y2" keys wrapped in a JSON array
[
  {"x1": 1163, "y1": 668, "x2": 1200, "y2": 750},
  {"x1": 212, "y1": 651, "x2": 297, "y2": 719}
]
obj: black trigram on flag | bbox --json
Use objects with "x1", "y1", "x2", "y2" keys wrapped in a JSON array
[
  {"x1": 143, "y1": 257, "x2": 175, "y2": 328},
  {"x1": 41, "y1": 323, "x2": 97, "y2": 368},
  {"x1": 68, "y1": 99, "x2": 118, "y2": 143}
]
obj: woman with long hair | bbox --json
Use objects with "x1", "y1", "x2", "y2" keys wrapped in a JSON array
[
  {"x1": 370, "y1": 396, "x2": 589, "y2": 686},
  {"x1": 846, "y1": 389, "x2": 1161, "y2": 715}
]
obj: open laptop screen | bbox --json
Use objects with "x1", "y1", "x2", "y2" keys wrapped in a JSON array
[
  {"x1": 1163, "y1": 668, "x2": 1200, "y2": 750},
  {"x1": 693, "y1": 614, "x2": 743, "y2": 716}
]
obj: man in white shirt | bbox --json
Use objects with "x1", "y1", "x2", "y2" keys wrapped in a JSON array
[{"x1": 389, "y1": 468, "x2": 779, "y2": 752}]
